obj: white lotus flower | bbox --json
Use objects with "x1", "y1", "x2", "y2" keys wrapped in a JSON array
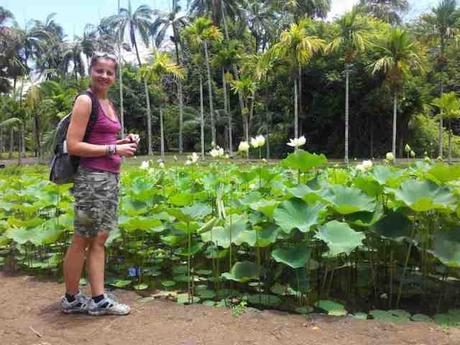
[
  {"x1": 362, "y1": 160, "x2": 373, "y2": 170},
  {"x1": 186, "y1": 152, "x2": 199, "y2": 164},
  {"x1": 287, "y1": 135, "x2": 306, "y2": 148},
  {"x1": 404, "y1": 144, "x2": 411, "y2": 153},
  {"x1": 386, "y1": 152, "x2": 395, "y2": 161},
  {"x1": 209, "y1": 146, "x2": 224, "y2": 158},
  {"x1": 159, "y1": 162, "x2": 165, "y2": 169},
  {"x1": 410, "y1": 150, "x2": 415, "y2": 158},
  {"x1": 250, "y1": 135, "x2": 265, "y2": 148},
  {"x1": 238, "y1": 141, "x2": 250, "y2": 152},
  {"x1": 140, "y1": 161, "x2": 149, "y2": 170},
  {"x1": 356, "y1": 160, "x2": 372, "y2": 172}
]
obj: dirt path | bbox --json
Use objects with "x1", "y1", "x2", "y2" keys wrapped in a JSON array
[{"x1": 0, "y1": 272, "x2": 459, "y2": 345}]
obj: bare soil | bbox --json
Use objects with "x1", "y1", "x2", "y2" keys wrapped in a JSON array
[{"x1": 0, "y1": 272, "x2": 459, "y2": 345}]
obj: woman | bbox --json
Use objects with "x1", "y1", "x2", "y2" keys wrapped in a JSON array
[{"x1": 61, "y1": 52, "x2": 139, "y2": 316}]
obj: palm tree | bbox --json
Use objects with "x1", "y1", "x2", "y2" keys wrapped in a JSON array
[
  {"x1": 104, "y1": 2, "x2": 155, "y2": 154},
  {"x1": 370, "y1": 27, "x2": 424, "y2": 159},
  {"x1": 422, "y1": 0, "x2": 459, "y2": 158},
  {"x1": 150, "y1": 1, "x2": 188, "y2": 152},
  {"x1": 267, "y1": 0, "x2": 331, "y2": 20},
  {"x1": 432, "y1": 92, "x2": 460, "y2": 164},
  {"x1": 212, "y1": 40, "x2": 241, "y2": 153},
  {"x1": 272, "y1": 18, "x2": 324, "y2": 139},
  {"x1": 185, "y1": 17, "x2": 223, "y2": 145},
  {"x1": 139, "y1": 50, "x2": 185, "y2": 159},
  {"x1": 326, "y1": 7, "x2": 368, "y2": 163},
  {"x1": 61, "y1": 40, "x2": 85, "y2": 82},
  {"x1": 359, "y1": 0, "x2": 409, "y2": 25}
]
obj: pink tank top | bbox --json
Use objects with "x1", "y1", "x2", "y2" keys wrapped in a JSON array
[{"x1": 79, "y1": 102, "x2": 121, "y2": 174}]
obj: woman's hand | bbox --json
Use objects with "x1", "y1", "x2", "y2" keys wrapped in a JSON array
[
  {"x1": 116, "y1": 143, "x2": 137, "y2": 157},
  {"x1": 117, "y1": 133, "x2": 140, "y2": 145}
]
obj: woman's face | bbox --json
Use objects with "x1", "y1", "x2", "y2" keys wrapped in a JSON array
[{"x1": 90, "y1": 58, "x2": 116, "y2": 91}]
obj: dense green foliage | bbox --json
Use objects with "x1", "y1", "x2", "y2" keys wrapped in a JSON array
[
  {"x1": 0, "y1": 1, "x2": 459, "y2": 160},
  {"x1": 0, "y1": 154, "x2": 459, "y2": 322}
]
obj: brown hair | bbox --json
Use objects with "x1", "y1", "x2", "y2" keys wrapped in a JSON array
[{"x1": 89, "y1": 52, "x2": 118, "y2": 74}]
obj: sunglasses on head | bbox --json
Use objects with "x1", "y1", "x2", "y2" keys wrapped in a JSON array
[{"x1": 92, "y1": 51, "x2": 118, "y2": 61}]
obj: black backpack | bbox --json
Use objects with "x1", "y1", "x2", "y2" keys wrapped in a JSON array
[{"x1": 49, "y1": 91, "x2": 99, "y2": 185}]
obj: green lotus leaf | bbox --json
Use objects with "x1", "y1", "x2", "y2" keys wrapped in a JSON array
[
  {"x1": 120, "y1": 216, "x2": 163, "y2": 232},
  {"x1": 169, "y1": 192, "x2": 194, "y2": 206},
  {"x1": 254, "y1": 223, "x2": 280, "y2": 247},
  {"x1": 315, "y1": 221, "x2": 365, "y2": 256},
  {"x1": 371, "y1": 211, "x2": 413, "y2": 242},
  {"x1": 322, "y1": 185, "x2": 376, "y2": 215},
  {"x1": 109, "y1": 279, "x2": 132, "y2": 288},
  {"x1": 271, "y1": 243, "x2": 311, "y2": 269},
  {"x1": 250, "y1": 199, "x2": 279, "y2": 219},
  {"x1": 430, "y1": 228, "x2": 460, "y2": 268},
  {"x1": 168, "y1": 203, "x2": 212, "y2": 222},
  {"x1": 273, "y1": 198, "x2": 322, "y2": 234},
  {"x1": 411, "y1": 314, "x2": 432, "y2": 322},
  {"x1": 353, "y1": 175, "x2": 383, "y2": 197},
  {"x1": 370, "y1": 309, "x2": 411, "y2": 323},
  {"x1": 5, "y1": 227, "x2": 34, "y2": 245},
  {"x1": 281, "y1": 150, "x2": 327, "y2": 172},
  {"x1": 371, "y1": 165, "x2": 403, "y2": 187},
  {"x1": 200, "y1": 215, "x2": 258, "y2": 247},
  {"x1": 427, "y1": 163, "x2": 460, "y2": 184},
  {"x1": 221, "y1": 261, "x2": 260, "y2": 283},
  {"x1": 317, "y1": 300, "x2": 347, "y2": 316},
  {"x1": 287, "y1": 184, "x2": 322, "y2": 204},
  {"x1": 247, "y1": 294, "x2": 281, "y2": 307},
  {"x1": 391, "y1": 180, "x2": 457, "y2": 212},
  {"x1": 32, "y1": 220, "x2": 65, "y2": 245}
]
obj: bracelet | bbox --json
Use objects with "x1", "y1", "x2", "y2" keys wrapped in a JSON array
[{"x1": 106, "y1": 144, "x2": 116, "y2": 156}]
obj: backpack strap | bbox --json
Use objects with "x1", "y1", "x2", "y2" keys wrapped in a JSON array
[{"x1": 81, "y1": 90, "x2": 99, "y2": 142}]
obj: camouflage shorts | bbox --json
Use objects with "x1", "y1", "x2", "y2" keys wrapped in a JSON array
[{"x1": 73, "y1": 167, "x2": 120, "y2": 237}]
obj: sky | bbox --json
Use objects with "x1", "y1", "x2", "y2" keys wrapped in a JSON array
[{"x1": 1, "y1": 0, "x2": 440, "y2": 39}]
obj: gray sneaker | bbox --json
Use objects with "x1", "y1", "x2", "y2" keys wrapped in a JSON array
[
  {"x1": 60, "y1": 290, "x2": 90, "y2": 314},
  {"x1": 88, "y1": 293, "x2": 130, "y2": 316}
]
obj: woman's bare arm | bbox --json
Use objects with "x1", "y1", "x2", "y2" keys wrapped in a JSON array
[
  {"x1": 66, "y1": 95, "x2": 137, "y2": 157},
  {"x1": 66, "y1": 95, "x2": 107, "y2": 157}
]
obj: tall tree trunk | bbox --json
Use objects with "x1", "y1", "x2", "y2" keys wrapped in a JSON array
[
  {"x1": 118, "y1": 0, "x2": 125, "y2": 138},
  {"x1": 298, "y1": 65, "x2": 303, "y2": 134},
  {"x1": 8, "y1": 128, "x2": 13, "y2": 159},
  {"x1": 134, "y1": 39, "x2": 153, "y2": 155},
  {"x1": 160, "y1": 106, "x2": 165, "y2": 159},
  {"x1": 143, "y1": 79, "x2": 153, "y2": 155},
  {"x1": 223, "y1": 68, "x2": 232, "y2": 154},
  {"x1": 34, "y1": 114, "x2": 41, "y2": 162},
  {"x1": 200, "y1": 75, "x2": 205, "y2": 159},
  {"x1": 392, "y1": 91, "x2": 397, "y2": 159},
  {"x1": 178, "y1": 81, "x2": 184, "y2": 153},
  {"x1": 172, "y1": 22, "x2": 184, "y2": 153},
  {"x1": 203, "y1": 40, "x2": 215, "y2": 145},
  {"x1": 17, "y1": 124, "x2": 22, "y2": 165},
  {"x1": 370, "y1": 117, "x2": 374, "y2": 158},
  {"x1": 345, "y1": 64, "x2": 350, "y2": 164},
  {"x1": 438, "y1": 81, "x2": 444, "y2": 158},
  {"x1": 294, "y1": 79, "x2": 298, "y2": 138},
  {"x1": 0, "y1": 127, "x2": 3, "y2": 158},
  {"x1": 266, "y1": 113, "x2": 271, "y2": 159},
  {"x1": 448, "y1": 119, "x2": 452, "y2": 164}
]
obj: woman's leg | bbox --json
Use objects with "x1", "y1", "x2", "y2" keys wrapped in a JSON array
[
  {"x1": 63, "y1": 234, "x2": 89, "y2": 295},
  {"x1": 87, "y1": 231, "x2": 109, "y2": 297}
]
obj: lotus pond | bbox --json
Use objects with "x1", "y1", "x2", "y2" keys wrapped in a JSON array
[{"x1": 0, "y1": 151, "x2": 459, "y2": 326}]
